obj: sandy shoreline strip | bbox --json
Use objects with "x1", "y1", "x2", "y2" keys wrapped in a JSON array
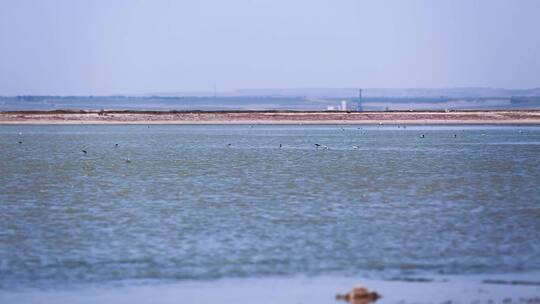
[{"x1": 1, "y1": 110, "x2": 540, "y2": 125}]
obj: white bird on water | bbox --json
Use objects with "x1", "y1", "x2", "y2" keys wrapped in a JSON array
[{"x1": 315, "y1": 143, "x2": 329, "y2": 149}]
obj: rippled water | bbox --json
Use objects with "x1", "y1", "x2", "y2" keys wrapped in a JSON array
[{"x1": 1, "y1": 125, "x2": 539, "y2": 288}]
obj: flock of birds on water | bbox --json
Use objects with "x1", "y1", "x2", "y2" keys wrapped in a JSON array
[{"x1": 13, "y1": 126, "x2": 530, "y2": 163}]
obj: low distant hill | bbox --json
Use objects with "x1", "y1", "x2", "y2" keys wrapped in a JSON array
[
  {"x1": 2, "y1": 87, "x2": 539, "y2": 111},
  {"x1": 150, "y1": 87, "x2": 540, "y2": 98}
]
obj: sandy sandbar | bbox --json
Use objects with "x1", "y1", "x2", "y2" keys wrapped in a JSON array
[{"x1": 1, "y1": 110, "x2": 539, "y2": 125}]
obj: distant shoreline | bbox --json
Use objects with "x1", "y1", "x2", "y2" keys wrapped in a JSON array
[{"x1": 1, "y1": 110, "x2": 539, "y2": 125}]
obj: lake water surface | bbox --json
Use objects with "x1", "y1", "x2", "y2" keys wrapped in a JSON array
[{"x1": 1, "y1": 125, "x2": 539, "y2": 289}]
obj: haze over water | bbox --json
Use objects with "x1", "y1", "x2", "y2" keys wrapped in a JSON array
[{"x1": 1, "y1": 125, "x2": 539, "y2": 289}]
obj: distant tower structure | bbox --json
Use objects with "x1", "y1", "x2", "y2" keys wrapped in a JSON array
[{"x1": 356, "y1": 88, "x2": 363, "y2": 112}]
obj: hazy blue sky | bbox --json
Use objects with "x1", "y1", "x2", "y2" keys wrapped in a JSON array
[{"x1": 0, "y1": 0, "x2": 539, "y2": 95}]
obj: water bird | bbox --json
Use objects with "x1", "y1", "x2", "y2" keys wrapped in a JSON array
[
  {"x1": 227, "y1": 143, "x2": 232, "y2": 147},
  {"x1": 352, "y1": 145, "x2": 359, "y2": 149},
  {"x1": 18, "y1": 141, "x2": 22, "y2": 144},
  {"x1": 115, "y1": 143, "x2": 119, "y2": 147},
  {"x1": 279, "y1": 144, "x2": 282, "y2": 148},
  {"x1": 420, "y1": 134, "x2": 425, "y2": 138},
  {"x1": 453, "y1": 134, "x2": 457, "y2": 138},
  {"x1": 82, "y1": 150, "x2": 87, "y2": 154},
  {"x1": 336, "y1": 284, "x2": 381, "y2": 304},
  {"x1": 125, "y1": 158, "x2": 131, "y2": 163}
]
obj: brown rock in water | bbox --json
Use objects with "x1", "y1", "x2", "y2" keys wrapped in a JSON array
[{"x1": 336, "y1": 284, "x2": 381, "y2": 304}]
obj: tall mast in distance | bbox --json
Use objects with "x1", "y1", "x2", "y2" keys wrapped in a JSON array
[{"x1": 357, "y1": 88, "x2": 363, "y2": 112}]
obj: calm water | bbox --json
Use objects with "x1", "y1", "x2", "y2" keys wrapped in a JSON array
[{"x1": 1, "y1": 125, "x2": 539, "y2": 289}]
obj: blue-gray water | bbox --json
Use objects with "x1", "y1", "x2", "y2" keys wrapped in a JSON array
[{"x1": 1, "y1": 125, "x2": 539, "y2": 289}]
